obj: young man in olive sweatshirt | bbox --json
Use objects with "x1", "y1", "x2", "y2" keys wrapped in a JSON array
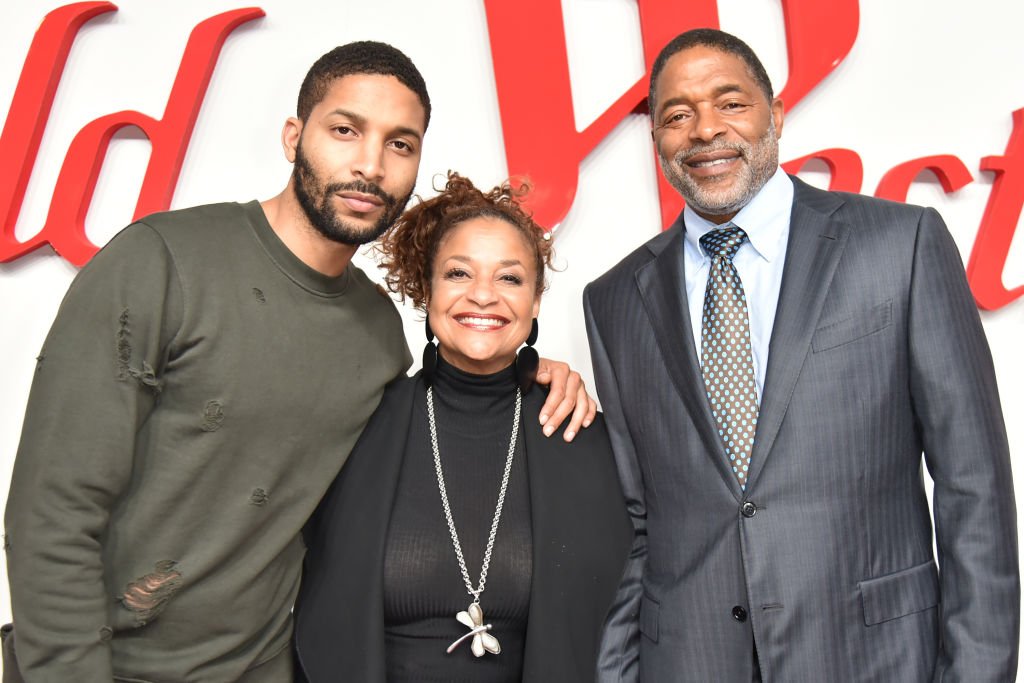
[{"x1": 4, "y1": 41, "x2": 593, "y2": 683}]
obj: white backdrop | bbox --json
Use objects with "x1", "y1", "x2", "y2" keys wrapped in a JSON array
[{"x1": 1, "y1": 0, "x2": 1022, "y2": 668}]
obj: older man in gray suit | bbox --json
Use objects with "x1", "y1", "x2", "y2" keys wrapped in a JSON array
[{"x1": 586, "y1": 28, "x2": 1018, "y2": 682}]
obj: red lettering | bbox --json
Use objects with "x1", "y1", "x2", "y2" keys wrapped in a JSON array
[
  {"x1": 485, "y1": 0, "x2": 860, "y2": 231},
  {"x1": 782, "y1": 149, "x2": 864, "y2": 193},
  {"x1": 0, "y1": 5, "x2": 264, "y2": 266},
  {"x1": 0, "y1": 2, "x2": 116, "y2": 263},
  {"x1": 968, "y1": 108, "x2": 1024, "y2": 310},
  {"x1": 2, "y1": 3, "x2": 1019, "y2": 312},
  {"x1": 483, "y1": 0, "x2": 652, "y2": 230},
  {"x1": 483, "y1": 0, "x2": 860, "y2": 231},
  {"x1": 874, "y1": 155, "x2": 973, "y2": 202},
  {"x1": 776, "y1": 0, "x2": 858, "y2": 112}
]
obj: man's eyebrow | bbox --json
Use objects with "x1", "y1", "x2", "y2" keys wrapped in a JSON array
[
  {"x1": 710, "y1": 83, "x2": 748, "y2": 99},
  {"x1": 392, "y1": 125, "x2": 423, "y2": 142},
  {"x1": 325, "y1": 108, "x2": 366, "y2": 125},
  {"x1": 657, "y1": 96, "x2": 690, "y2": 117},
  {"x1": 324, "y1": 108, "x2": 423, "y2": 141}
]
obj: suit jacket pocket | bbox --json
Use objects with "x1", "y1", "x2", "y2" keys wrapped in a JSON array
[
  {"x1": 858, "y1": 560, "x2": 939, "y2": 626},
  {"x1": 639, "y1": 593, "x2": 659, "y2": 642},
  {"x1": 812, "y1": 299, "x2": 893, "y2": 353}
]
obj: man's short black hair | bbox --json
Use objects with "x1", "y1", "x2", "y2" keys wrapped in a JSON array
[
  {"x1": 297, "y1": 41, "x2": 431, "y2": 129},
  {"x1": 648, "y1": 28, "x2": 773, "y2": 119}
]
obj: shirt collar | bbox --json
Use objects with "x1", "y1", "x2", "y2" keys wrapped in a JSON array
[{"x1": 683, "y1": 168, "x2": 794, "y2": 263}]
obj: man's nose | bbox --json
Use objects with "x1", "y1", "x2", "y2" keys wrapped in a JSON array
[
  {"x1": 690, "y1": 105, "x2": 727, "y2": 142},
  {"x1": 352, "y1": 139, "x2": 385, "y2": 181}
]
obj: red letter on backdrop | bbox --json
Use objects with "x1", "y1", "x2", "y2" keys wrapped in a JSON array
[
  {"x1": 484, "y1": 0, "x2": 859, "y2": 231},
  {"x1": 968, "y1": 108, "x2": 1024, "y2": 310},
  {"x1": 781, "y1": 148, "x2": 864, "y2": 193},
  {"x1": 0, "y1": 5, "x2": 264, "y2": 266},
  {"x1": 0, "y1": 2, "x2": 116, "y2": 263},
  {"x1": 482, "y1": 0, "x2": 664, "y2": 230},
  {"x1": 873, "y1": 154, "x2": 973, "y2": 202}
]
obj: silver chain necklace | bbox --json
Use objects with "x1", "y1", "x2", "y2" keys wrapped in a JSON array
[{"x1": 427, "y1": 385, "x2": 521, "y2": 658}]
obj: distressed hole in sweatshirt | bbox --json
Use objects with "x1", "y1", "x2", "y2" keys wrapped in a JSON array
[
  {"x1": 98, "y1": 625, "x2": 113, "y2": 642},
  {"x1": 116, "y1": 309, "x2": 131, "y2": 380},
  {"x1": 114, "y1": 310, "x2": 163, "y2": 394},
  {"x1": 252, "y1": 287, "x2": 267, "y2": 304},
  {"x1": 121, "y1": 560, "x2": 182, "y2": 626},
  {"x1": 201, "y1": 401, "x2": 225, "y2": 432},
  {"x1": 2, "y1": 533, "x2": 9, "y2": 551},
  {"x1": 249, "y1": 488, "x2": 269, "y2": 506},
  {"x1": 126, "y1": 360, "x2": 163, "y2": 395}
]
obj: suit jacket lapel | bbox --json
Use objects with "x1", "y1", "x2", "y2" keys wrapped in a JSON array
[
  {"x1": 745, "y1": 178, "x2": 849, "y2": 490},
  {"x1": 635, "y1": 218, "x2": 740, "y2": 497}
]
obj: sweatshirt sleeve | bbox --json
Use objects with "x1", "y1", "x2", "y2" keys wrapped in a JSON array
[{"x1": 4, "y1": 223, "x2": 183, "y2": 682}]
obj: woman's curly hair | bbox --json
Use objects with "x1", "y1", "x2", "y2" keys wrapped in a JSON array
[{"x1": 376, "y1": 171, "x2": 554, "y2": 311}]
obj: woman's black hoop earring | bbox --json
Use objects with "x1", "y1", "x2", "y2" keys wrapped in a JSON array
[
  {"x1": 515, "y1": 318, "x2": 539, "y2": 392},
  {"x1": 423, "y1": 316, "x2": 438, "y2": 387}
]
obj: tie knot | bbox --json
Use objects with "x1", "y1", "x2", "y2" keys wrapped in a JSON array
[{"x1": 700, "y1": 225, "x2": 748, "y2": 262}]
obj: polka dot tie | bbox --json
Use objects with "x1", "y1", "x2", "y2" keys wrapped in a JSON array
[{"x1": 699, "y1": 225, "x2": 759, "y2": 490}]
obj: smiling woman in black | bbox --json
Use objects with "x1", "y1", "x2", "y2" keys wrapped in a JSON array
[
  {"x1": 294, "y1": 173, "x2": 632, "y2": 683},
  {"x1": 384, "y1": 358, "x2": 531, "y2": 681}
]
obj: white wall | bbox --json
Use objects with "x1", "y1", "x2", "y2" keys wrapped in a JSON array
[{"x1": 1, "y1": 0, "x2": 1021, "y2": 665}]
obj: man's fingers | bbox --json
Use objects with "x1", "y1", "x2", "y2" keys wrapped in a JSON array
[
  {"x1": 541, "y1": 368, "x2": 582, "y2": 438},
  {"x1": 537, "y1": 358, "x2": 568, "y2": 432},
  {"x1": 561, "y1": 380, "x2": 597, "y2": 442},
  {"x1": 536, "y1": 368, "x2": 569, "y2": 428},
  {"x1": 536, "y1": 359, "x2": 597, "y2": 439}
]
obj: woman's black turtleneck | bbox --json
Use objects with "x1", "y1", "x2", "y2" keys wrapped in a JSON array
[{"x1": 382, "y1": 355, "x2": 532, "y2": 683}]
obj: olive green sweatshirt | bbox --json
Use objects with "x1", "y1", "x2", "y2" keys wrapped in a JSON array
[{"x1": 4, "y1": 201, "x2": 411, "y2": 682}]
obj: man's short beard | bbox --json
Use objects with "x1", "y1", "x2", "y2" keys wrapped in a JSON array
[
  {"x1": 659, "y1": 120, "x2": 779, "y2": 219},
  {"x1": 292, "y1": 143, "x2": 411, "y2": 246}
]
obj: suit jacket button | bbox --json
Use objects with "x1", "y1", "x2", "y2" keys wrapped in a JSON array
[
  {"x1": 732, "y1": 605, "x2": 748, "y2": 622},
  {"x1": 741, "y1": 501, "x2": 757, "y2": 518}
]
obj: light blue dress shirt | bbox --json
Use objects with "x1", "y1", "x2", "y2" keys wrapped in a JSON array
[{"x1": 682, "y1": 168, "x2": 794, "y2": 404}]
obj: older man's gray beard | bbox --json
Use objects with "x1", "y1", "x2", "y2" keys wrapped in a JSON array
[{"x1": 659, "y1": 120, "x2": 779, "y2": 219}]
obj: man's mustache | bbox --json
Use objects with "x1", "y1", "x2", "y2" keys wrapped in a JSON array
[
  {"x1": 326, "y1": 180, "x2": 396, "y2": 207},
  {"x1": 676, "y1": 140, "x2": 749, "y2": 164}
]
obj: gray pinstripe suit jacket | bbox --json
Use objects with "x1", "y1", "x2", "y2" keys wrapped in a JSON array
[{"x1": 584, "y1": 177, "x2": 1019, "y2": 682}]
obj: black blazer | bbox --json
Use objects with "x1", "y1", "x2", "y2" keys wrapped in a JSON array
[{"x1": 294, "y1": 373, "x2": 633, "y2": 682}]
